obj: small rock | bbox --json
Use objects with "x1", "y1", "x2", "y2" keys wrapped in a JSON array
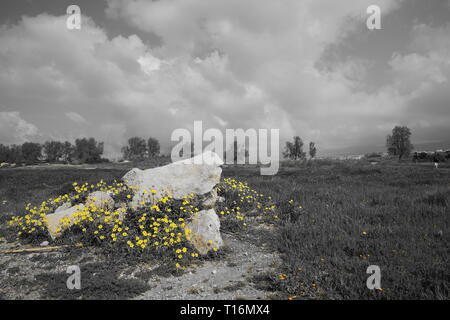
[
  {"x1": 186, "y1": 209, "x2": 224, "y2": 255},
  {"x1": 40, "y1": 241, "x2": 49, "y2": 247},
  {"x1": 211, "y1": 270, "x2": 217, "y2": 274},
  {"x1": 45, "y1": 204, "x2": 85, "y2": 240}
]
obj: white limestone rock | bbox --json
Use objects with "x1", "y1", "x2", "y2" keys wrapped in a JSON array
[
  {"x1": 45, "y1": 204, "x2": 85, "y2": 240},
  {"x1": 123, "y1": 151, "x2": 223, "y2": 208},
  {"x1": 186, "y1": 209, "x2": 224, "y2": 255}
]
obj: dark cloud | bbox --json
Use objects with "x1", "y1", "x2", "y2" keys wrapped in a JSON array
[{"x1": 0, "y1": 0, "x2": 448, "y2": 158}]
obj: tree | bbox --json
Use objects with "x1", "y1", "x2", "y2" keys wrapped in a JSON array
[
  {"x1": 122, "y1": 137, "x2": 147, "y2": 160},
  {"x1": 7, "y1": 145, "x2": 23, "y2": 163},
  {"x1": 43, "y1": 141, "x2": 65, "y2": 162},
  {"x1": 73, "y1": 138, "x2": 104, "y2": 163},
  {"x1": 21, "y1": 142, "x2": 42, "y2": 164},
  {"x1": 309, "y1": 142, "x2": 317, "y2": 159},
  {"x1": 0, "y1": 144, "x2": 28, "y2": 163},
  {"x1": 147, "y1": 137, "x2": 160, "y2": 158},
  {"x1": 386, "y1": 126, "x2": 413, "y2": 160},
  {"x1": 61, "y1": 141, "x2": 74, "y2": 163},
  {"x1": 283, "y1": 136, "x2": 306, "y2": 160},
  {"x1": 0, "y1": 144, "x2": 10, "y2": 163}
]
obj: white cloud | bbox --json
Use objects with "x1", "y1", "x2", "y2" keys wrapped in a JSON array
[
  {"x1": 0, "y1": 112, "x2": 39, "y2": 144},
  {"x1": 66, "y1": 112, "x2": 88, "y2": 124}
]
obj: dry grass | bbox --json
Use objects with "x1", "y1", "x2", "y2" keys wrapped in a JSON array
[{"x1": 225, "y1": 161, "x2": 449, "y2": 299}]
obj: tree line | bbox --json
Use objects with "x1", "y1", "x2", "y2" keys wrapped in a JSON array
[
  {"x1": 283, "y1": 136, "x2": 317, "y2": 160},
  {"x1": 121, "y1": 137, "x2": 161, "y2": 161},
  {"x1": 2, "y1": 135, "x2": 318, "y2": 164},
  {"x1": 2, "y1": 126, "x2": 445, "y2": 165},
  {"x1": 0, "y1": 136, "x2": 164, "y2": 165},
  {"x1": 0, "y1": 138, "x2": 105, "y2": 165}
]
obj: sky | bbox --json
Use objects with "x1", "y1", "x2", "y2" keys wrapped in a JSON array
[{"x1": 0, "y1": 0, "x2": 449, "y2": 158}]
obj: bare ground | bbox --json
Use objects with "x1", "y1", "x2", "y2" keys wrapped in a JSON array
[
  {"x1": 134, "y1": 232, "x2": 279, "y2": 300},
  {"x1": 0, "y1": 222, "x2": 281, "y2": 300}
]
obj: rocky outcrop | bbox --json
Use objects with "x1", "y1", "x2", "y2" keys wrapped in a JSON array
[{"x1": 43, "y1": 152, "x2": 225, "y2": 254}]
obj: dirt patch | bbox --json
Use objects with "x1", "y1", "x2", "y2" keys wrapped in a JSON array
[{"x1": 134, "y1": 232, "x2": 280, "y2": 300}]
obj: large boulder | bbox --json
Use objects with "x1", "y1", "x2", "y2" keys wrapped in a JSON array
[
  {"x1": 186, "y1": 209, "x2": 224, "y2": 255},
  {"x1": 45, "y1": 204, "x2": 85, "y2": 240},
  {"x1": 123, "y1": 151, "x2": 223, "y2": 208}
]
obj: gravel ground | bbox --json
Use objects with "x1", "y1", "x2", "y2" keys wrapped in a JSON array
[
  {"x1": 135, "y1": 232, "x2": 280, "y2": 300},
  {"x1": 0, "y1": 222, "x2": 280, "y2": 300}
]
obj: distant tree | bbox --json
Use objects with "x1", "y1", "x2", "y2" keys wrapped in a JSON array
[
  {"x1": 283, "y1": 136, "x2": 306, "y2": 160},
  {"x1": 61, "y1": 141, "x2": 74, "y2": 163},
  {"x1": 147, "y1": 137, "x2": 160, "y2": 158},
  {"x1": 11, "y1": 145, "x2": 21, "y2": 162},
  {"x1": 43, "y1": 141, "x2": 65, "y2": 162},
  {"x1": 0, "y1": 144, "x2": 26, "y2": 163},
  {"x1": 73, "y1": 138, "x2": 104, "y2": 163},
  {"x1": 21, "y1": 142, "x2": 42, "y2": 164},
  {"x1": 309, "y1": 142, "x2": 317, "y2": 159},
  {"x1": 0, "y1": 144, "x2": 10, "y2": 162},
  {"x1": 6, "y1": 145, "x2": 23, "y2": 163},
  {"x1": 122, "y1": 137, "x2": 147, "y2": 160},
  {"x1": 386, "y1": 126, "x2": 413, "y2": 160}
]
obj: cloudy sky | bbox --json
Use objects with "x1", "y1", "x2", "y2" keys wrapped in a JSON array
[{"x1": 0, "y1": 0, "x2": 449, "y2": 158}]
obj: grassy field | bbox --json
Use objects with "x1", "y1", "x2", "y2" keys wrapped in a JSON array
[
  {"x1": 225, "y1": 161, "x2": 449, "y2": 299},
  {"x1": 0, "y1": 160, "x2": 449, "y2": 299}
]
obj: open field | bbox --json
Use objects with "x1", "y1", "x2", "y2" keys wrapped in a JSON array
[{"x1": 0, "y1": 160, "x2": 449, "y2": 299}]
